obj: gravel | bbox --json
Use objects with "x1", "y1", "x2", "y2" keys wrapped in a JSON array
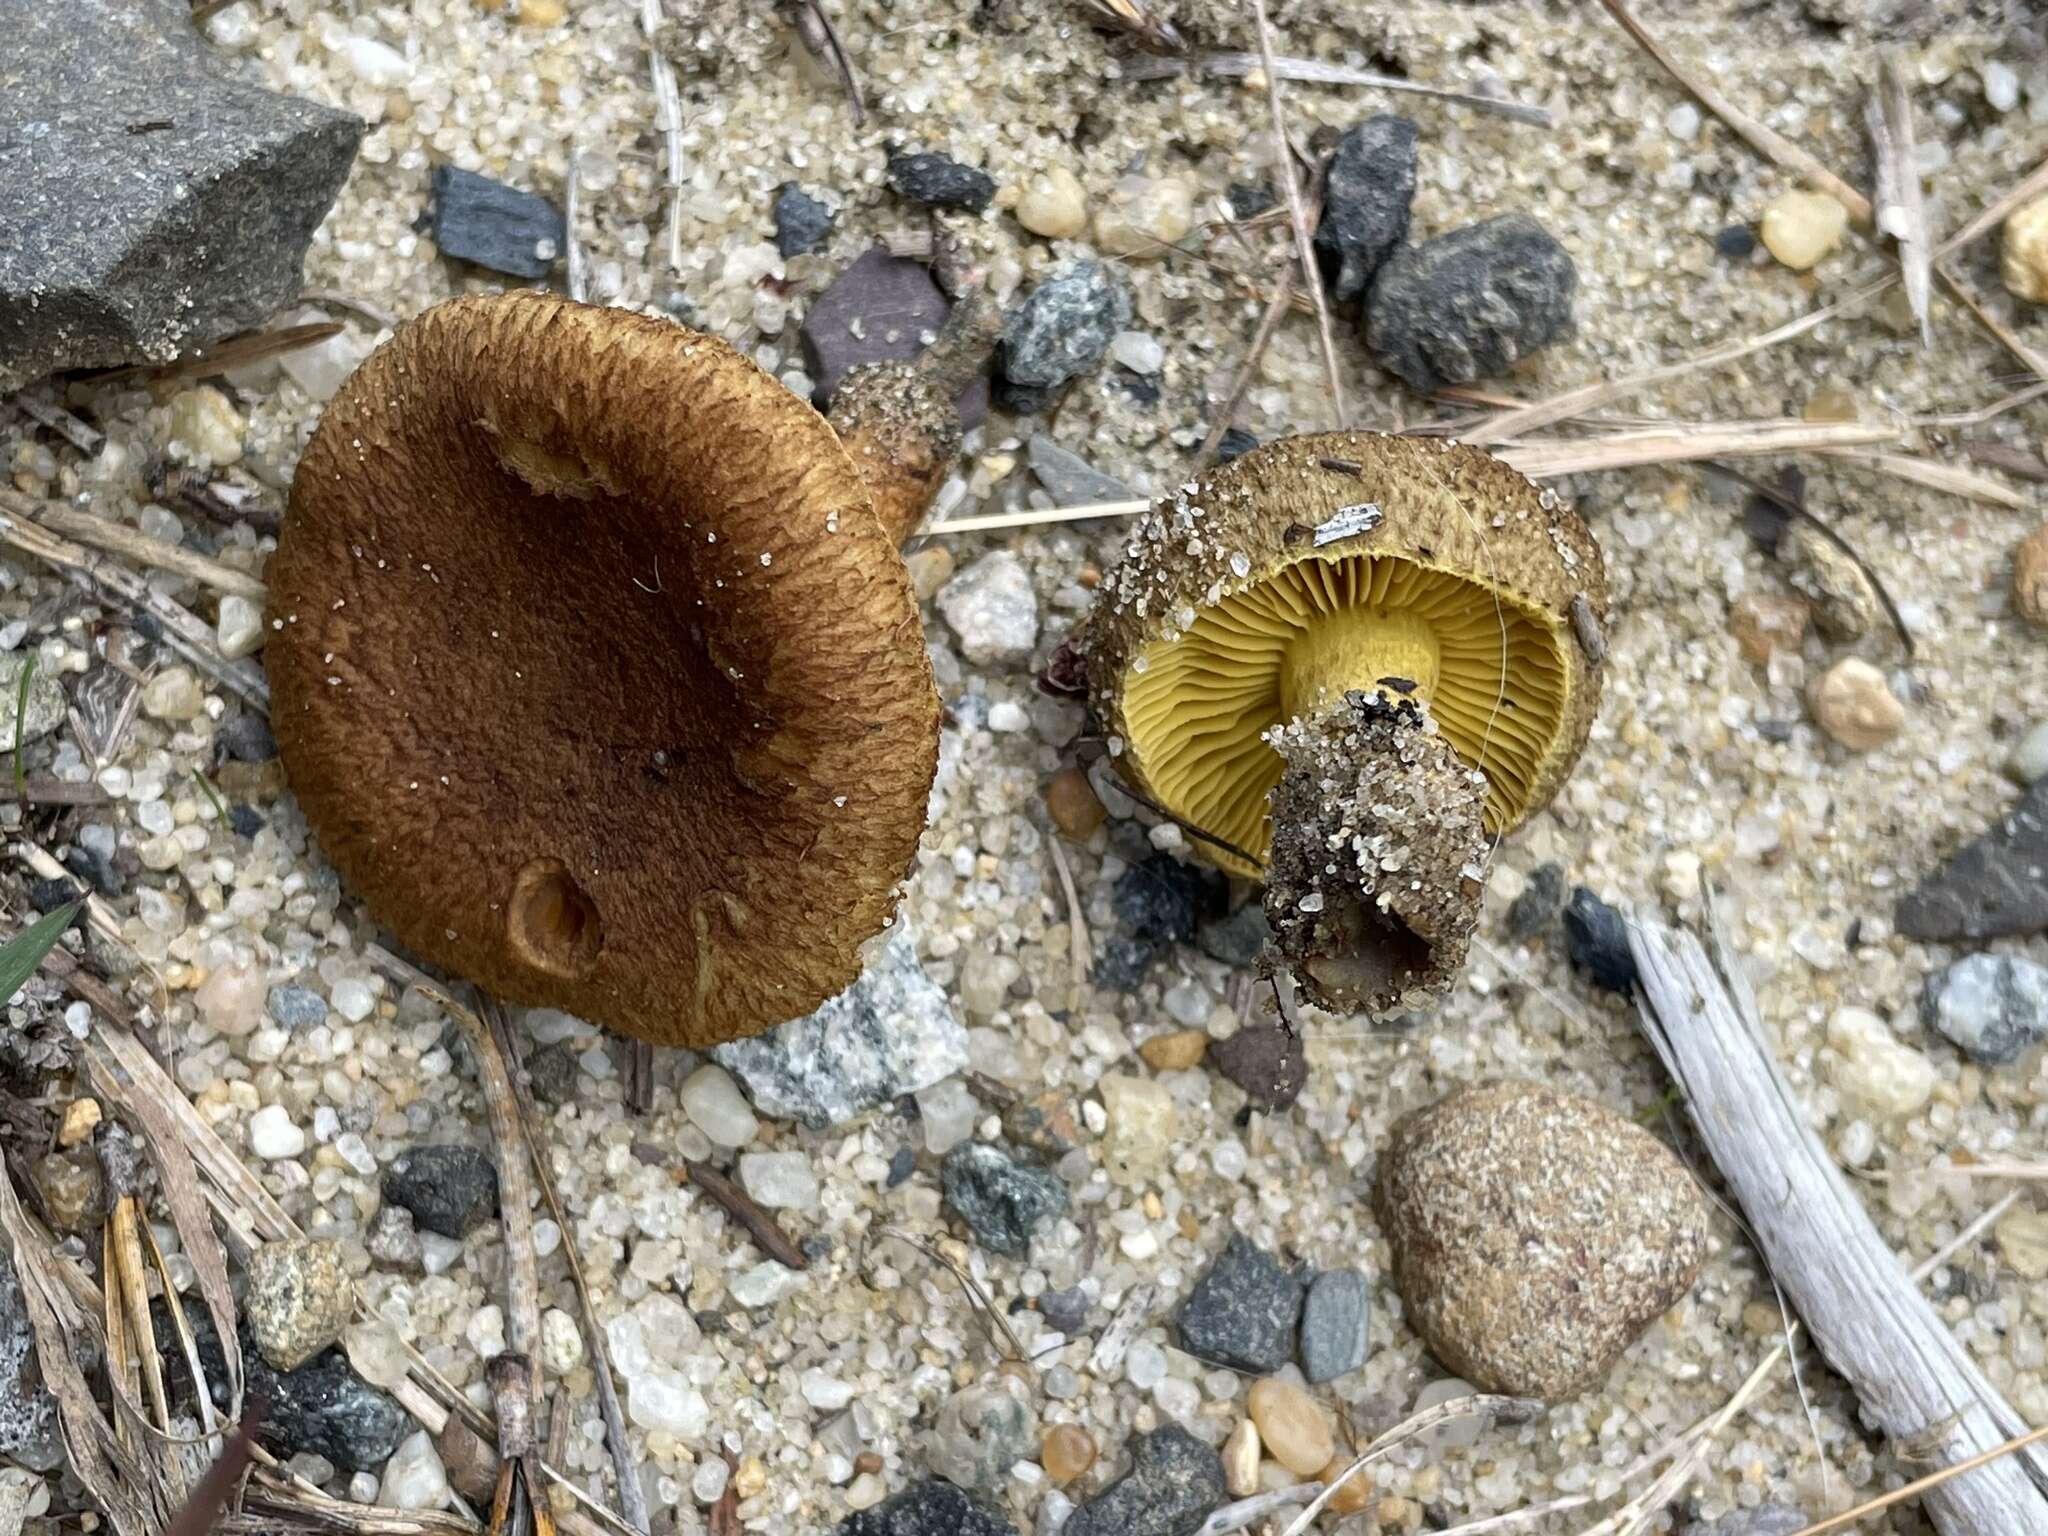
[
  {"x1": 380, "y1": 1145, "x2": 498, "y2": 1239},
  {"x1": 1062, "y1": 1424, "x2": 1225, "y2": 1536},
  {"x1": 772, "y1": 183, "x2": 835, "y2": 257},
  {"x1": 941, "y1": 1141, "x2": 1071, "y2": 1257},
  {"x1": 1922, "y1": 952, "x2": 2048, "y2": 1066},
  {"x1": 1365, "y1": 212, "x2": 1578, "y2": 390},
  {"x1": 1176, "y1": 1234, "x2": 1306, "y2": 1373},
  {"x1": 428, "y1": 165, "x2": 564, "y2": 279},
  {"x1": 1299, "y1": 1267, "x2": 1372, "y2": 1384},
  {"x1": 1315, "y1": 113, "x2": 1418, "y2": 302}
]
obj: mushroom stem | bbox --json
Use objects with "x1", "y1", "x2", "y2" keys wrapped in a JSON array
[
  {"x1": 827, "y1": 291, "x2": 1002, "y2": 545},
  {"x1": 1264, "y1": 691, "x2": 1489, "y2": 1017},
  {"x1": 1279, "y1": 610, "x2": 1442, "y2": 721}
]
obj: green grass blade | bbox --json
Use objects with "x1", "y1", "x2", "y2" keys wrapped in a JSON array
[
  {"x1": 0, "y1": 900, "x2": 81, "y2": 1006},
  {"x1": 11, "y1": 653, "x2": 34, "y2": 799}
]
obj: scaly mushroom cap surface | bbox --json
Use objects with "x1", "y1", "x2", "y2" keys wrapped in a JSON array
[
  {"x1": 268, "y1": 292, "x2": 940, "y2": 1048},
  {"x1": 1082, "y1": 432, "x2": 1606, "y2": 880}
]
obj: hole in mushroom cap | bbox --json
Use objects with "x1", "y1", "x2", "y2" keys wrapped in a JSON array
[
  {"x1": 494, "y1": 436, "x2": 610, "y2": 501},
  {"x1": 1303, "y1": 899, "x2": 1436, "y2": 1008},
  {"x1": 505, "y1": 857, "x2": 604, "y2": 979}
]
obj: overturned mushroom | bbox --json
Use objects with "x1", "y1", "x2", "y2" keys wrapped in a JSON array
[
  {"x1": 1080, "y1": 433, "x2": 1606, "y2": 1015},
  {"x1": 268, "y1": 292, "x2": 940, "y2": 1047}
]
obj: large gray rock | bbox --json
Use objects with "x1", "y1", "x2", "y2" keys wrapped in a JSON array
[
  {"x1": 715, "y1": 926, "x2": 967, "y2": 1127},
  {"x1": 0, "y1": 0, "x2": 362, "y2": 390},
  {"x1": 1897, "y1": 781, "x2": 2048, "y2": 941}
]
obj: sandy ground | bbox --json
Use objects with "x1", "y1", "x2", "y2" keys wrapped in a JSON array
[{"x1": 10, "y1": 0, "x2": 2048, "y2": 1532}]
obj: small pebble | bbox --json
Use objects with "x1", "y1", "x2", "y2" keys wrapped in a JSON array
[
  {"x1": 266, "y1": 985, "x2": 328, "y2": 1031},
  {"x1": 836, "y1": 1480, "x2": 1015, "y2": 1536},
  {"x1": 1092, "y1": 175, "x2": 1194, "y2": 259},
  {"x1": 1375, "y1": 1081, "x2": 1708, "y2": 1400},
  {"x1": 429, "y1": 165, "x2": 563, "y2": 279},
  {"x1": 1760, "y1": 189, "x2": 1849, "y2": 270},
  {"x1": 1318, "y1": 1456, "x2": 1372, "y2": 1515},
  {"x1": 938, "y1": 551, "x2": 1039, "y2": 664},
  {"x1": 941, "y1": 1142, "x2": 1069, "y2": 1257},
  {"x1": 1714, "y1": 225, "x2": 1757, "y2": 260},
  {"x1": 682, "y1": 1064, "x2": 759, "y2": 1148},
  {"x1": 1062, "y1": 1425, "x2": 1222, "y2": 1536},
  {"x1": 249, "y1": 1104, "x2": 306, "y2": 1160},
  {"x1": 1299, "y1": 1268, "x2": 1371, "y2": 1384},
  {"x1": 1504, "y1": 861, "x2": 1565, "y2": 941},
  {"x1": 1045, "y1": 767, "x2": 1107, "y2": 840},
  {"x1": 1246, "y1": 1378, "x2": 1333, "y2": 1476},
  {"x1": 1041, "y1": 1424, "x2": 1096, "y2": 1484},
  {"x1": 1209, "y1": 1019, "x2": 1306, "y2": 1112},
  {"x1": 216, "y1": 594, "x2": 263, "y2": 660},
  {"x1": 1809, "y1": 657, "x2": 1904, "y2": 751},
  {"x1": 1109, "y1": 331, "x2": 1164, "y2": 375},
  {"x1": 1997, "y1": 1210, "x2": 2048, "y2": 1279},
  {"x1": 1098, "y1": 1072, "x2": 1176, "y2": 1186},
  {"x1": 1676, "y1": 1506, "x2": 1809, "y2": 1536},
  {"x1": 1017, "y1": 167, "x2": 1088, "y2": 240},
  {"x1": 382, "y1": 1145, "x2": 498, "y2": 1238},
  {"x1": 1000, "y1": 260, "x2": 1130, "y2": 400},
  {"x1": 1922, "y1": 953, "x2": 2048, "y2": 1066},
  {"x1": 245, "y1": 1237, "x2": 354, "y2": 1371},
  {"x1": 2009, "y1": 720, "x2": 2048, "y2": 785},
  {"x1": 738, "y1": 1150, "x2": 820, "y2": 1210},
  {"x1": 929, "y1": 1379, "x2": 1036, "y2": 1493},
  {"x1": 1826, "y1": 1006, "x2": 1936, "y2": 1118},
  {"x1": 379, "y1": 1429, "x2": 451, "y2": 1511},
  {"x1": 772, "y1": 184, "x2": 834, "y2": 257},
  {"x1": 1137, "y1": 1029, "x2": 1207, "y2": 1072},
  {"x1": 1782, "y1": 525, "x2": 1877, "y2": 641},
  {"x1": 1177, "y1": 1233, "x2": 1305, "y2": 1372},
  {"x1": 57, "y1": 1097, "x2": 99, "y2": 1148},
  {"x1": 887, "y1": 149, "x2": 996, "y2": 213},
  {"x1": 1314, "y1": 114, "x2": 1418, "y2": 302},
  {"x1": 1365, "y1": 213, "x2": 1576, "y2": 391},
  {"x1": 1221, "y1": 1419, "x2": 1260, "y2": 1498},
  {"x1": 2013, "y1": 523, "x2": 2048, "y2": 627},
  {"x1": 1727, "y1": 593, "x2": 1812, "y2": 664},
  {"x1": 166, "y1": 386, "x2": 245, "y2": 465},
  {"x1": 2002, "y1": 195, "x2": 2048, "y2": 304},
  {"x1": 32, "y1": 1150, "x2": 99, "y2": 1235},
  {"x1": 1562, "y1": 887, "x2": 1637, "y2": 992}
]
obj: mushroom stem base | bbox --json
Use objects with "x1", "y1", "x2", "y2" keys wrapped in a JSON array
[{"x1": 1264, "y1": 692, "x2": 1489, "y2": 1017}]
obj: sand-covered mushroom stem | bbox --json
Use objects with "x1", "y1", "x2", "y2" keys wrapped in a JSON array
[
  {"x1": 269, "y1": 292, "x2": 940, "y2": 1048},
  {"x1": 1080, "y1": 432, "x2": 1607, "y2": 1015}
]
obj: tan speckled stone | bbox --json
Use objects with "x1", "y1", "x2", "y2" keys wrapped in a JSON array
[
  {"x1": 245, "y1": 1236, "x2": 354, "y2": 1371},
  {"x1": 1374, "y1": 1081, "x2": 1707, "y2": 1401}
]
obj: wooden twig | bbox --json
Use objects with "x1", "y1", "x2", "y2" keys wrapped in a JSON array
[
  {"x1": 1595, "y1": 0, "x2": 1870, "y2": 225},
  {"x1": 683, "y1": 1160, "x2": 808, "y2": 1271},
  {"x1": 83, "y1": 322, "x2": 344, "y2": 385},
  {"x1": 1190, "y1": 273, "x2": 1293, "y2": 473},
  {"x1": 1495, "y1": 419, "x2": 1898, "y2": 477},
  {"x1": 1936, "y1": 264, "x2": 2048, "y2": 384},
  {"x1": 33, "y1": 504, "x2": 266, "y2": 601},
  {"x1": 1809, "y1": 447, "x2": 2030, "y2": 508},
  {"x1": 1121, "y1": 52, "x2": 1554, "y2": 128},
  {"x1": 8, "y1": 392, "x2": 103, "y2": 455},
  {"x1": 1250, "y1": 0, "x2": 1346, "y2": 432},
  {"x1": 1788, "y1": 1425, "x2": 2048, "y2": 1536},
  {"x1": 789, "y1": 1, "x2": 866, "y2": 124},
  {"x1": 1629, "y1": 899, "x2": 2048, "y2": 1534},
  {"x1": 1963, "y1": 442, "x2": 2048, "y2": 481},
  {"x1": 928, "y1": 498, "x2": 1151, "y2": 534},
  {"x1": 1867, "y1": 53, "x2": 1931, "y2": 346}
]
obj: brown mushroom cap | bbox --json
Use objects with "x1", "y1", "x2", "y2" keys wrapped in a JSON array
[
  {"x1": 268, "y1": 292, "x2": 940, "y2": 1047},
  {"x1": 1081, "y1": 432, "x2": 1607, "y2": 879}
]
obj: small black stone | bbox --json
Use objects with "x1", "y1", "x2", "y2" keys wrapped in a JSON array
[
  {"x1": 772, "y1": 183, "x2": 835, "y2": 257},
  {"x1": 429, "y1": 164, "x2": 564, "y2": 279},
  {"x1": 1756, "y1": 717, "x2": 1795, "y2": 744},
  {"x1": 523, "y1": 1039, "x2": 580, "y2": 1107},
  {"x1": 1504, "y1": 861, "x2": 1566, "y2": 941},
  {"x1": 993, "y1": 378, "x2": 1057, "y2": 415},
  {"x1": 799, "y1": 248, "x2": 985, "y2": 425},
  {"x1": 227, "y1": 804, "x2": 264, "y2": 838},
  {"x1": 1714, "y1": 224, "x2": 1757, "y2": 259},
  {"x1": 1113, "y1": 371, "x2": 1161, "y2": 406},
  {"x1": 1315, "y1": 114, "x2": 1418, "y2": 303},
  {"x1": 1037, "y1": 1285, "x2": 1089, "y2": 1336},
  {"x1": 1227, "y1": 181, "x2": 1276, "y2": 220},
  {"x1": 1896, "y1": 779, "x2": 2048, "y2": 942},
  {"x1": 169, "y1": 1302, "x2": 404, "y2": 1473},
  {"x1": 28, "y1": 877, "x2": 83, "y2": 914},
  {"x1": 381, "y1": 1144, "x2": 499, "y2": 1239},
  {"x1": 60, "y1": 840, "x2": 121, "y2": 898},
  {"x1": 839, "y1": 1482, "x2": 1018, "y2": 1536},
  {"x1": 1091, "y1": 934, "x2": 1156, "y2": 992},
  {"x1": 1000, "y1": 260, "x2": 1130, "y2": 392},
  {"x1": 1064, "y1": 1424, "x2": 1226, "y2": 1536},
  {"x1": 1563, "y1": 886, "x2": 1638, "y2": 993},
  {"x1": 1215, "y1": 427, "x2": 1259, "y2": 464},
  {"x1": 0, "y1": 1250, "x2": 60, "y2": 1472},
  {"x1": 941, "y1": 1142, "x2": 1070, "y2": 1258},
  {"x1": 216, "y1": 712, "x2": 278, "y2": 762},
  {"x1": 1209, "y1": 1020, "x2": 1306, "y2": 1112},
  {"x1": 886, "y1": 1143, "x2": 917, "y2": 1188},
  {"x1": 1113, "y1": 854, "x2": 1215, "y2": 944},
  {"x1": 1365, "y1": 212, "x2": 1577, "y2": 391},
  {"x1": 887, "y1": 150, "x2": 996, "y2": 213},
  {"x1": 1176, "y1": 1233, "x2": 1307, "y2": 1372},
  {"x1": 1197, "y1": 902, "x2": 1269, "y2": 967}
]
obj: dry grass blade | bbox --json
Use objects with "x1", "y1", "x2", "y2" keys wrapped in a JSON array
[
  {"x1": 0, "y1": 487, "x2": 269, "y2": 711},
  {"x1": 145, "y1": 1223, "x2": 224, "y2": 1450},
  {"x1": 1809, "y1": 447, "x2": 2030, "y2": 508},
  {"x1": 1044, "y1": 831, "x2": 1088, "y2": 1011},
  {"x1": 1964, "y1": 442, "x2": 2048, "y2": 481},
  {"x1": 927, "y1": 498, "x2": 1151, "y2": 534},
  {"x1": 1277, "y1": 1394, "x2": 1542, "y2": 1536},
  {"x1": 638, "y1": 0, "x2": 685, "y2": 272},
  {"x1": 1936, "y1": 265, "x2": 2048, "y2": 384},
  {"x1": 1250, "y1": 0, "x2": 1346, "y2": 432},
  {"x1": 1595, "y1": 0, "x2": 1870, "y2": 224},
  {"x1": 0, "y1": 1145, "x2": 153, "y2": 1535},
  {"x1": 1121, "y1": 51, "x2": 1553, "y2": 127},
  {"x1": 430, "y1": 988, "x2": 546, "y2": 1424},
  {"x1": 84, "y1": 322, "x2": 345, "y2": 384},
  {"x1": 1785, "y1": 1424, "x2": 2048, "y2": 1536},
  {"x1": 35, "y1": 503, "x2": 267, "y2": 601},
  {"x1": 110, "y1": 1197, "x2": 178, "y2": 1465},
  {"x1": 1867, "y1": 52, "x2": 1931, "y2": 346},
  {"x1": 1191, "y1": 274, "x2": 1294, "y2": 473},
  {"x1": 1495, "y1": 419, "x2": 1898, "y2": 478}
]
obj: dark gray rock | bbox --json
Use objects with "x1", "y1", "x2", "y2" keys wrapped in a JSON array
[
  {"x1": 1897, "y1": 781, "x2": 2048, "y2": 941},
  {"x1": 1092, "y1": 934, "x2": 1156, "y2": 992},
  {"x1": 1365, "y1": 213, "x2": 1577, "y2": 391},
  {"x1": 837, "y1": 1480, "x2": 1017, "y2": 1536},
  {"x1": 1037, "y1": 1286, "x2": 1089, "y2": 1336},
  {"x1": 1064, "y1": 1424, "x2": 1225, "y2": 1536},
  {"x1": 1000, "y1": 261, "x2": 1130, "y2": 394},
  {"x1": 1209, "y1": 1020, "x2": 1306, "y2": 1113},
  {"x1": 1315, "y1": 115, "x2": 1418, "y2": 302},
  {"x1": 0, "y1": 0, "x2": 362, "y2": 391},
  {"x1": 1506, "y1": 861, "x2": 1566, "y2": 942},
  {"x1": 1176, "y1": 1234, "x2": 1306, "y2": 1372},
  {"x1": 429, "y1": 165, "x2": 563, "y2": 279},
  {"x1": 1215, "y1": 428, "x2": 1259, "y2": 464},
  {"x1": 715, "y1": 927, "x2": 967, "y2": 1128},
  {"x1": 1113, "y1": 854, "x2": 1213, "y2": 945},
  {"x1": 1228, "y1": 181, "x2": 1276, "y2": 219},
  {"x1": 228, "y1": 804, "x2": 265, "y2": 838},
  {"x1": 1300, "y1": 1268, "x2": 1371, "y2": 1384},
  {"x1": 217, "y1": 713, "x2": 278, "y2": 762},
  {"x1": 1197, "y1": 902, "x2": 1269, "y2": 967},
  {"x1": 886, "y1": 1143, "x2": 917, "y2": 1188},
  {"x1": 381, "y1": 1145, "x2": 498, "y2": 1239},
  {"x1": 942, "y1": 1142, "x2": 1070, "y2": 1258},
  {"x1": 1563, "y1": 887, "x2": 1638, "y2": 993},
  {"x1": 266, "y1": 985, "x2": 328, "y2": 1031},
  {"x1": 1027, "y1": 436, "x2": 1132, "y2": 506},
  {"x1": 1677, "y1": 1506, "x2": 1808, "y2": 1536},
  {"x1": 1923, "y1": 952, "x2": 2048, "y2": 1066},
  {"x1": 772, "y1": 183, "x2": 834, "y2": 257},
  {"x1": 887, "y1": 150, "x2": 996, "y2": 214},
  {"x1": 172, "y1": 1302, "x2": 405, "y2": 1473},
  {"x1": 523, "y1": 1039, "x2": 580, "y2": 1106},
  {"x1": 0, "y1": 1251, "x2": 61, "y2": 1472},
  {"x1": 799, "y1": 248, "x2": 986, "y2": 426},
  {"x1": 1714, "y1": 225, "x2": 1758, "y2": 260}
]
